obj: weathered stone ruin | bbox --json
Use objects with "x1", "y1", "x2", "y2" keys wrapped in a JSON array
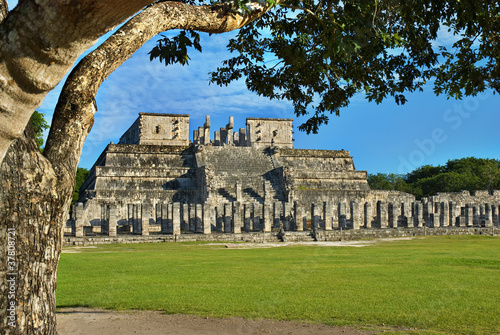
[{"x1": 69, "y1": 112, "x2": 500, "y2": 242}]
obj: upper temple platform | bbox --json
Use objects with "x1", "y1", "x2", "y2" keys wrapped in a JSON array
[{"x1": 118, "y1": 113, "x2": 294, "y2": 149}]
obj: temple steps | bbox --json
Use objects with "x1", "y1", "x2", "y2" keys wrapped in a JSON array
[{"x1": 196, "y1": 146, "x2": 286, "y2": 203}]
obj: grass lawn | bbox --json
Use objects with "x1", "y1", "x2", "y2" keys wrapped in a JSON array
[{"x1": 57, "y1": 236, "x2": 500, "y2": 334}]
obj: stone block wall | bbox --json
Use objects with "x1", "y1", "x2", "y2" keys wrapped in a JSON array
[
  {"x1": 119, "y1": 113, "x2": 189, "y2": 146},
  {"x1": 246, "y1": 117, "x2": 293, "y2": 148}
]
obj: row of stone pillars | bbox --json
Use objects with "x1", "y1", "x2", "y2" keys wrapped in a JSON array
[{"x1": 72, "y1": 200, "x2": 500, "y2": 237}]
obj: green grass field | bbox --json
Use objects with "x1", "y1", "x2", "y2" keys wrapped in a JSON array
[{"x1": 57, "y1": 236, "x2": 500, "y2": 334}]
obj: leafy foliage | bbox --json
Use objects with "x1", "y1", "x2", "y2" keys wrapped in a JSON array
[
  {"x1": 367, "y1": 173, "x2": 412, "y2": 192},
  {"x1": 212, "y1": 0, "x2": 499, "y2": 133},
  {"x1": 30, "y1": 111, "x2": 50, "y2": 152},
  {"x1": 152, "y1": 0, "x2": 500, "y2": 134},
  {"x1": 149, "y1": 30, "x2": 202, "y2": 66},
  {"x1": 72, "y1": 167, "x2": 90, "y2": 205},
  {"x1": 368, "y1": 157, "x2": 500, "y2": 198}
]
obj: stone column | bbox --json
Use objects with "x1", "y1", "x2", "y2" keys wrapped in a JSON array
[
  {"x1": 364, "y1": 202, "x2": 373, "y2": 229},
  {"x1": 273, "y1": 202, "x2": 282, "y2": 229},
  {"x1": 220, "y1": 127, "x2": 227, "y2": 145},
  {"x1": 458, "y1": 207, "x2": 466, "y2": 227},
  {"x1": 168, "y1": 203, "x2": 174, "y2": 233},
  {"x1": 263, "y1": 181, "x2": 271, "y2": 202},
  {"x1": 332, "y1": 202, "x2": 339, "y2": 229},
  {"x1": 74, "y1": 203, "x2": 85, "y2": 237},
  {"x1": 172, "y1": 202, "x2": 181, "y2": 235},
  {"x1": 197, "y1": 126, "x2": 204, "y2": 144},
  {"x1": 402, "y1": 202, "x2": 411, "y2": 227},
  {"x1": 100, "y1": 204, "x2": 108, "y2": 235},
  {"x1": 253, "y1": 203, "x2": 262, "y2": 231},
  {"x1": 294, "y1": 201, "x2": 304, "y2": 231},
  {"x1": 351, "y1": 201, "x2": 361, "y2": 230},
  {"x1": 378, "y1": 201, "x2": 388, "y2": 228},
  {"x1": 324, "y1": 202, "x2": 333, "y2": 230},
  {"x1": 182, "y1": 204, "x2": 189, "y2": 231},
  {"x1": 479, "y1": 204, "x2": 485, "y2": 226},
  {"x1": 424, "y1": 201, "x2": 433, "y2": 227},
  {"x1": 233, "y1": 132, "x2": 239, "y2": 146},
  {"x1": 161, "y1": 204, "x2": 169, "y2": 234},
  {"x1": 283, "y1": 202, "x2": 291, "y2": 231},
  {"x1": 196, "y1": 204, "x2": 203, "y2": 232},
  {"x1": 226, "y1": 116, "x2": 234, "y2": 145},
  {"x1": 189, "y1": 204, "x2": 196, "y2": 232},
  {"x1": 127, "y1": 204, "x2": 134, "y2": 234},
  {"x1": 449, "y1": 201, "x2": 456, "y2": 227},
  {"x1": 338, "y1": 202, "x2": 348, "y2": 229},
  {"x1": 473, "y1": 205, "x2": 479, "y2": 226},
  {"x1": 235, "y1": 182, "x2": 242, "y2": 202},
  {"x1": 193, "y1": 129, "x2": 199, "y2": 145},
  {"x1": 233, "y1": 202, "x2": 242, "y2": 233},
  {"x1": 132, "y1": 205, "x2": 141, "y2": 234},
  {"x1": 108, "y1": 204, "x2": 117, "y2": 237},
  {"x1": 214, "y1": 131, "x2": 221, "y2": 146},
  {"x1": 466, "y1": 204, "x2": 473, "y2": 227},
  {"x1": 244, "y1": 204, "x2": 252, "y2": 232},
  {"x1": 239, "y1": 128, "x2": 246, "y2": 146},
  {"x1": 413, "y1": 202, "x2": 423, "y2": 227},
  {"x1": 440, "y1": 202, "x2": 449, "y2": 228},
  {"x1": 485, "y1": 203, "x2": 493, "y2": 227},
  {"x1": 204, "y1": 115, "x2": 211, "y2": 145},
  {"x1": 492, "y1": 205, "x2": 499, "y2": 226},
  {"x1": 389, "y1": 203, "x2": 398, "y2": 228},
  {"x1": 202, "y1": 203, "x2": 212, "y2": 234},
  {"x1": 141, "y1": 203, "x2": 152, "y2": 236},
  {"x1": 135, "y1": 204, "x2": 141, "y2": 234},
  {"x1": 216, "y1": 206, "x2": 224, "y2": 232},
  {"x1": 433, "y1": 202, "x2": 441, "y2": 228},
  {"x1": 263, "y1": 202, "x2": 272, "y2": 232},
  {"x1": 408, "y1": 202, "x2": 415, "y2": 228},
  {"x1": 224, "y1": 203, "x2": 232, "y2": 233},
  {"x1": 311, "y1": 203, "x2": 320, "y2": 230}
]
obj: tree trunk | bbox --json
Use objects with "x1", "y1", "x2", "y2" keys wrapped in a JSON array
[
  {"x1": 0, "y1": 125, "x2": 72, "y2": 335},
  {"x1": 0, "y1": 1, "x2": 276, "y2": 334}
]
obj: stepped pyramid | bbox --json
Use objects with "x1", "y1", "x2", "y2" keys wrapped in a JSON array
[{"x1": 73, "y1": 112, "x2": 372, "y2": 235}]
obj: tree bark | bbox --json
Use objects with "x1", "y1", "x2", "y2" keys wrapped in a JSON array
[
  {"x1": 0, "y1": 0, "x2": 7, "y2": 23},
  {"x1": 0, "y1": 1, "x2": 275, "y2": 334},
  {"x1": 0, "y1": 0, "x2": 154, "y2": 164},
  {"x1": 0, "y1": 125, "x2": 71, "y2": 334}
]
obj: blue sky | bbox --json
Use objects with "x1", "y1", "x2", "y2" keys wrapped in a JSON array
[{"x1": 7, "y1": 1, "x2": 500, "y2": 174}]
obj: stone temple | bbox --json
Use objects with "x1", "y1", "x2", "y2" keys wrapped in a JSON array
[{"x1": 69, "y1": 112, "x2": 500, "y2": 238}]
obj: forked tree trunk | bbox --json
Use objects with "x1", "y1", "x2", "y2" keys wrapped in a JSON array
[
  {"x1": 0, "y1": 126, "x2": 72, "y2": 334},
  {"x1": 0, "y1": 1, "x2": 275, "y2": 334}
]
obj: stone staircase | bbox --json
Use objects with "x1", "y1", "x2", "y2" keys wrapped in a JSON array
[{"x1": 196, "y1": 146, "x2": 285, "y2": 204}]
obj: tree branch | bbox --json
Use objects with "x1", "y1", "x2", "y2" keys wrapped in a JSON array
[
  {"x1": 44, "y1": 0, "x2": 276, "y2": 182},
  {"x1": 0, "y1": 0, "x2": 7, "y2": 24}
]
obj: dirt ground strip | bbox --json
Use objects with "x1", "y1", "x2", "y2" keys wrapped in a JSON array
[{"x1": 57, "y1": 308, "x2": 375, "y2": 335}]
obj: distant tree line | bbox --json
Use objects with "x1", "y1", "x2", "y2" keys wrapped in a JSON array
[
  {"x1": 368, "y1": 158, "x2": 500, "y2": 199},
  {"x1": 73, "y1": 167, "x2": 90, "y2": 205},
  {"x1": 30, "y1": 111, "x2": 50, "y2": 152}
]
